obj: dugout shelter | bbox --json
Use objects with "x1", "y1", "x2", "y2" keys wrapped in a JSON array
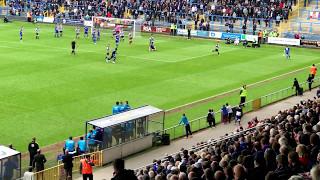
[
  {"x1": 0, "y1": 145, "x2": 21, "y2": 180},
  {"x1": 85, "y1": 105, "x2": 164, "y2": 164}
]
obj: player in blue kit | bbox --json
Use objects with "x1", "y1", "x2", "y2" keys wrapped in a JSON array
[
  {"x1": 54, "y1": 24, "x2": 59, "y2": 38},
  {"x1": 84, "y1": 26, "x2": 89, "y2": 38},
  {"x1": 149, "y1": 35, "x2": 156, "y2": 51},
  {"x1": 115, "y1": 34, "x2": 120, "y2": 47},
  {"x1": 19, "y1": 26, "x2": 23, "y2": 41},
  {"x1": 92, "y1": 30, "x2": 97, "y2": 44},
  {"x1": 284, "y1": 46, "x2": 290, "y2": 59},
  {"x1": 97, "y1": 28, "x2": 101, "y2": 41}
]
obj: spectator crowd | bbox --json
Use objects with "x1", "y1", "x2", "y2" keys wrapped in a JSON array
[{"x1": 111, "y1": 97, "x2": 320, "y2": 180}]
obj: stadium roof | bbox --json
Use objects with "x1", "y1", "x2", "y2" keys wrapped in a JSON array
[
  {"x1": 87, "y1": 105, "x2": 163, "y2": 128},
  {"x1": 0, "y1": 146, "x2": 20, "y2": 160}
]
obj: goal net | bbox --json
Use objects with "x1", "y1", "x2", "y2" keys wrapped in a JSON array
[{"x1": 91, "y1": 17, "x2": 139, "y2": 38}]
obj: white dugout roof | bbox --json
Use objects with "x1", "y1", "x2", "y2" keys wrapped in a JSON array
[
  {"x1": 87, "y1": 105, "x2": 163, "y2": 128},
  {"x1": 0, "y1": 146, "x2": 20, "y2": 160}
]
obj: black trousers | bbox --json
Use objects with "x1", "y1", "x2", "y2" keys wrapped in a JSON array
[
  {"x1": 29, "y1": 153, "x2": 35, "y2": 166},
  {"x1": 185, "y1": 124, "x2": 192, "y2": 138},
  {"x1": 83, "y1": 174, "x2": 93, "y2": 180},
  {"x1": 240, "y1": 96, "x2": 246, "y2": 106},
  {"x1": 308, "y1": 82, "x2": 312, "y2": 91},
  {"x1": 65, "y1": 168, "x2": 72, "y2": 180}
]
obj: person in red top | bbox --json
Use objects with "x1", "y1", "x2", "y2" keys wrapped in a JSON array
[
  {"x1": 80, "y1": 155, "x2": 94, "y2": 180},
  {"x1": 310, "y1": 64, "x2": 317, "y2": 79}
]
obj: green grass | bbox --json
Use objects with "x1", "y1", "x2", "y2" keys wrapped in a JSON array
[{"x1": 0, "y1": 21, "x2": 319, "y2": 152}]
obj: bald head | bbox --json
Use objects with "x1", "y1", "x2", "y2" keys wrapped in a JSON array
[{"x1": 233, "y1": 164, "x2": 246, "y2": 180}]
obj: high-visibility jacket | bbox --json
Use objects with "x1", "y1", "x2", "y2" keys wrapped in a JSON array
[
  {"x1": 81, "y1": 159, "x2": 93, "y2": 174},
  {"x1": 240, "y1": 87, "x2": 247, "y2": 97},
  {"x1": 170, "y1": 23, "x2": 174, "y2": 30},
  {"x1": 311, "y1": 66, "x2": 317, "y2": 75}
]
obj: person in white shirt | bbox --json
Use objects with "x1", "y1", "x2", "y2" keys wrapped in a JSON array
[
  {"x1": 234, "y1": 37, "x2": 240, "y2": 45},
  {"x1": 23, "y1": 167, "x2": 34, "y2": 180},
  {"x1": 226, "y1": 103, "x2": 233, "y2": 123}
]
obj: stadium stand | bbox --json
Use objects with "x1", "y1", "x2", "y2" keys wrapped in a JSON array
[
  {"x1": 1, "y1": 0, "x2": 299, "y2": 34},
  {"x1": 125, "y1": 98, "x2": 320, "y2": 180}
]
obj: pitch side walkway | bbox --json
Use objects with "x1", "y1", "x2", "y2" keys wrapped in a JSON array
[{"x1": 74, "y1": 88, "x2": 319, "y2": 180}]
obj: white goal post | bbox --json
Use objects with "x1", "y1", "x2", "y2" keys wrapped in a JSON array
[{"x1": 91, "y1": 16, "x2": 138, "y2": 38}]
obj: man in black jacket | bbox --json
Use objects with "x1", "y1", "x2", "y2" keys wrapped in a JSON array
[
  {"x1": 112, "y1": 159, "x2": 137, "y2": 180},
  {"x1": 62, "y1": 150, "x2": 73, "y2": 180},
  {"x1": 292, "y1": 78, "x2": 301, "y2": 96},
  {"x1": 28, "y1": 137, "x2": 39, "y2": 166},
  {"x1": 33, "y1": 149, "x2": 47, "y2": 172}
]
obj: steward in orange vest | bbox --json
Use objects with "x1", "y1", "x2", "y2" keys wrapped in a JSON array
[{"x1": 80, "y1": 156, "x2": 94, "y2": 180}]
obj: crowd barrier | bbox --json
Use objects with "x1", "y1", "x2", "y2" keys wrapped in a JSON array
[{"x1": 32, "y1": 151, "x2": 102, "y2": 180}]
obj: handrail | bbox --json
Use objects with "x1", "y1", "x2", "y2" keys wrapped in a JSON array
[{"x1": 162, "y1": 99, "x2": 254, "y2": 133}]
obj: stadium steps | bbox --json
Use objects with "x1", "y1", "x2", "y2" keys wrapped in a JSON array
[{"x1": 278, "y1": 0, "x2": 313, "y2": 36}]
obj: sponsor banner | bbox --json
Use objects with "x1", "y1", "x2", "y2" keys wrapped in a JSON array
[
  {"x1": 84, "y1": 20, "x2": 93, "y2": 27},
  {"x1": 141, "y1": 25, "x2": 170, "y2": 34},
  {"x1": 177, "y1": 29, "x2": 187, "y2": 35},
  {"x1": 309, "y1": 11, "x2": 320, "y2": 20},
  {"x1": 196, "y1": 30, "x2": 209, "y2": 37},
  {"x1": 268, "y1": 37, "x2": 300, "y2": 46},
  {"x1": 43, "y1": 17, "x2": 54, "y2": 23},
  {"x1": 208, "y1": 31, "x2": 222, "y2": 38},
  {"x1": 221, "y1": 33, "x2": 242, "y2": 40},
  {"x1": 35, "y1": 16, "x2": 44, "y2": 22},
  {"x1": 301, "y1": 40, "x2": 320, "y2": 47},
  {"x1": 176, "y1": 29, "x2": 197, "y2": 36},
  {"x1": 243, "y1": 34, "x2": 258, "y2": 42}
]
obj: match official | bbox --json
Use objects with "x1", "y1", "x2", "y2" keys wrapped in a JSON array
[{"x1": 239, "y1": 85, "x2": 247, "y2": 107}]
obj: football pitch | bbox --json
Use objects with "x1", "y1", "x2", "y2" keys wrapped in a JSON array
[{"x1": 0, "y1": 21, "x2": 319, "y2": 152}]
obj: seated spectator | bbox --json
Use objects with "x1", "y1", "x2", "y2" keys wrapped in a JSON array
[{"x1": 112, "y1": 159, "x2": 137, "y2": 180}]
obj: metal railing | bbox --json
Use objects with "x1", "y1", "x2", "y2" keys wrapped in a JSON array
[
  {"x1": 160, "y1": 77, "x2": 320, "y2": 141},
  {"x1": 32, "y1": 151, "x2": 102, "y2": 180}
]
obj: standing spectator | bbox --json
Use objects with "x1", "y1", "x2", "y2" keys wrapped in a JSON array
[
  {"x1": 307, "y1": 74, "x2": 313, "y2": 91},
  {"x1": 310, "y1": 64, "x2": 317, "y2": 79},
  {"x1": 242, "y1": 24, "x2": 247, "y2": 34},
  {"x1": 221, "y1": 105, "x2": 228, "y2": 124},
  {"x1": 28, "y1": 137, "x2": 39, "y2": 166},
  {"x1": 235, "y1": 107, "x2": 242, "y2": 125},
  {"x1": 207, "y1": 109, "x2": 214, "y2": 128},
  {"x1": 226, "y1": 103, "x2": 233, "y2": 123},
  {"x1": 33, "y1": 149, "x2": 47, "y2": 172},
  {"x1": 64, "y1": 136, "x2": 75, "y2": 153},
  {"x1": 80, "y1": 155, "x2": 94, "y2": 180},
  {"x1": 23, "y1": 167, "x2": 34, "y2": 180},
  {"x1": 239, "y1": 85, "x2": 247, "y2": 106},
  {"x1": 77, "y1": 136, "x2": 86, "y2": 155},
  {"x1": 112, "y1": 159, "x2": 137, "y2": 180},
  {"x1": 252, "y1": 23, "x2": 257, "y2": 35},
  {"x1": 62, "y1": 150, "x2": 73, "y2": 180},
  {"x1": 258, "y1": 30, "x2": 263, "y2": 44},
  {"x1": 292, "y1": 78, "x2": 301, "y2": 96},
  {"x1": 179, "y1": 114, "x2": 192, "y2": 138}
]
